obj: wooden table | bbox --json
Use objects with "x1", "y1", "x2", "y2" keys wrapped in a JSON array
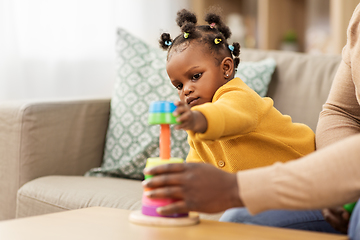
[{"x1": 0, "y1": 207, "x2": 348, "y2": 240}]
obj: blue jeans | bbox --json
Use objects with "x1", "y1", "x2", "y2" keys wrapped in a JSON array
[
  {"x1": 349, "y1": 199, "x2": 360, "y2": 240},
  {"x1": 219, "y1": 208, "x2": 341, "y2": 234}
]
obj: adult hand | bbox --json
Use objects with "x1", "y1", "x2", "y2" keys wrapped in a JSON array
[
  {"x1": 322, "y1": 207, "x2": 350, "y2": 234},
  {"x1": 143, "y1": 162, "x2": 243, "y2": 215}
]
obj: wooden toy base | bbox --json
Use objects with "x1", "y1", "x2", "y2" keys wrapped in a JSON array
[{"x1": 129, "y1": 210, "x2": 200, "y2": 227}]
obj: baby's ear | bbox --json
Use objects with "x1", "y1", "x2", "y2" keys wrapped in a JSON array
[{"x1": 221, "y1": 57, "x2": 234, "y2": 79}]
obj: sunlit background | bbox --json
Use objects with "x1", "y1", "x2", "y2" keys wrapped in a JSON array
[{"x1": 0, "y1": 0, "x2": 357, "y2": 101}]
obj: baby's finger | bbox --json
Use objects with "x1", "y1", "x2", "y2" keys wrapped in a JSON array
[
  {"x1": 173, "y1": 104, "x2": 188, "y2": 117},
  {"x1": 173, "y1": 100, "x2": 183, "y2": 106},
  {"x1": 174, "y1": 122, "x2": 192, "y2": 130},
  {"x1": 176, "y1": 110, "x2": 192, "y2": 123}
]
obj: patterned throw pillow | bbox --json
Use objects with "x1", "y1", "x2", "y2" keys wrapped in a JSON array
[
  {"x1": 236, "y1": 58, "x2": 276, "y2": 97},
  {"x1": 85, "y1": 28, "x2": 276, "y2": 180}
]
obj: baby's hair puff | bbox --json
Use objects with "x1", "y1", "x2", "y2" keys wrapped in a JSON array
[
  {"x1": 176, "y1": 9, "x2": 197, "y2": 33},
  {"x1": 159, "y1": 9, "x2": 240, "y2": 69},
  {"x1": 204, "y1": 13, "x2": 231, "y2": 39},
  {"x1": 159, "y1": 33, "x2": 173, "y2": 50}
]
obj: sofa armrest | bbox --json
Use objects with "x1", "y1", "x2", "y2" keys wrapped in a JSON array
[{"x1": 0, "y1": 98, "x2": 110, "y2": 220}]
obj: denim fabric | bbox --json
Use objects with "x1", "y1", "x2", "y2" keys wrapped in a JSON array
[
  {"x1": 349, "y1": 199, "x2": 360, "y2": 240},
  {"x1": 220, "y1": 207, "x2": 342, "y2": 234}
]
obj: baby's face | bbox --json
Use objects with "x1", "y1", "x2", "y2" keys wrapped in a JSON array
[{"x1": 166, "y1": 44, "x2": 227, "y2": 108}]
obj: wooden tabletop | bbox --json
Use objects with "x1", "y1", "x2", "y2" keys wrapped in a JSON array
[{"x1": 0, "y1": 207, "x2": 348, "y2": 240}]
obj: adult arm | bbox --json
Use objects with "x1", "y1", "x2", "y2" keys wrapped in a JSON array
[
  {"x1": 238, "y1": 134, "x2": 360, "y2": 214},
  {"x1": 315, "y1": 4, "x2": 360, "y2": 233},
  {"x1": 314, "y1": 60, "x2": 358, "y2": 234},
  {"x1": 315, "y1": 60, "x2": 360, "y2": 148},
  {"x1": 316, "y1": 2, "x2": 360, "y2": 147},
  {"x1": 317, "y1": 62, "x2": 359, "y2": 234}
]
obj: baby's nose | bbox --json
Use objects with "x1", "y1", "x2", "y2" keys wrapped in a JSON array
[{"x1": 184, "y1": 84, "x2": 194, "y2": 96}]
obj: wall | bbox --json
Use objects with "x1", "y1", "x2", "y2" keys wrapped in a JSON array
[{"x1": 0, "y1": 0, "x2": 190, "y2": 101}]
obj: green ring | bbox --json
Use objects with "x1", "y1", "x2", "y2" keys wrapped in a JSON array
[{"x1": 148, "y1": 113, "x2": 178, "y2": 125}]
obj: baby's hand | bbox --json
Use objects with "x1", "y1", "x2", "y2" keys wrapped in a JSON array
[
  {"x1": 173, "y1": 101, "x2": 195, "y2": 131},
  {"x1": 173, "y1": 101, "x2": 207, "y2": 133}
]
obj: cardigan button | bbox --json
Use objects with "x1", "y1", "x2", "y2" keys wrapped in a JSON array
[{"x1": 217, "y1": 160, "x2": 225, "y2": 168}]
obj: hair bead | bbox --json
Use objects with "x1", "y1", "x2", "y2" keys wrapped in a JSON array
[
  {"x1": 228, "y1": 45, "x2": 234, "y2": 52},
  {"x1": 210, "y1": 23, "x2": 216, "y2": 28},
  {"x1": 165, "y1": 40, "x2": 172, "y2": 46},
  {"x1": 184, "y1": 32, "x2": 190, "y2": 39},
  {"x1": 214, "y1": 38, "x2": 222, "y2": 44}
]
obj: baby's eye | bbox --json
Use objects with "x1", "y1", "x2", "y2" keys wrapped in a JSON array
[
  {"x1": 175, "y1": 83, "x2": 183, "y2": 90},
  {"x1": 192, "y1": 73, "x2": 202, "y2": 80}
]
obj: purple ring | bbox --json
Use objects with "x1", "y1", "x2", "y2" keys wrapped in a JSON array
[{"x1": 142, "y1": 204, "x2": 188, "y2": 218}]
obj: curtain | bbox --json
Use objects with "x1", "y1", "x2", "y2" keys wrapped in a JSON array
[{"x1": 0, "y1": 0, "x2": 189, "y2": 101}]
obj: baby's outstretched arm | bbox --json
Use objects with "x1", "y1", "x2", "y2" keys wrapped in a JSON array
[{"x1": 173, "y1": 101, "x2": 207, "y2": 133}]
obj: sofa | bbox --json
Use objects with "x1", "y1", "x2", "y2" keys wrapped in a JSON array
[{"x1": 0, "y1": 48, "x2": 342, "y2": 222}]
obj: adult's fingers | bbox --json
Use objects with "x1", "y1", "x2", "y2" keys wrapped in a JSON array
[
  {"x1": 322, "y1": 208, "x2": 340, "y2": 225},
  {"x1": 322, "y1": 208, "x2": 349, "y2": 234},
  {"x1": 157, "y1": 200, "x2": 189, "y2": 215},
  {"x1": 143, "y1": 172, "x2": 184, "y2": 189},
  {"x1": 341, "y1": 210, "x2": 350, "y2": 220},
  {"x1": 144, "y1": 185, "x2": 184, "y2": 200},
  {"x1": 143, "y1": 163, "x2": 185, "y2": 175}
]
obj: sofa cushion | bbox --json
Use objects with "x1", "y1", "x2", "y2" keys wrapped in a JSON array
[
  {"x1": 16, "y1": 176, "x2": 143, "y2": 218},
  {"x1": 239, "y1": 49, "x2": 342, "y2": 131},
  {"x1": 16, "y1": 176, "x2": 223, "y2": 221},
  {"x1": 86, "y1": 28, "x2": 276, "y2": 180}
]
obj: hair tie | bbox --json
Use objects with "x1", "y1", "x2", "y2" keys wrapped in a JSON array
[
  {"x1": 210, "y1": 23, "x2": 216, "y2": 28},
  {"x1": 214, "y1": 38, "x2": 222, "y2": 44},
  {"x1": 165, "y1": 40, "x2": 172, "y2": 46},
  {"x1": 228, "y1": 45, "x2": 234, "y2": 52},
  {"x1": 184, "y1": 32, "x2": 189, "y2": 39}
]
